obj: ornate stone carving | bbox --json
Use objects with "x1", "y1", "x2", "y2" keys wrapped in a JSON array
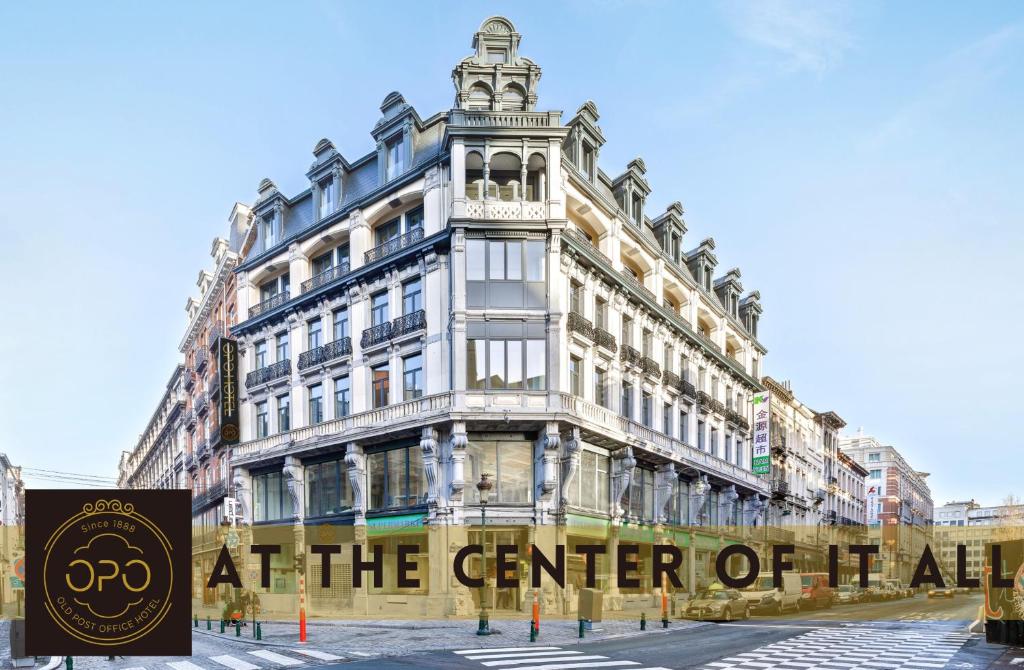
[
  {"x1": 421, "y1": 427, "x2": 440, "y2": 507},
  {"x1": 610, "y1": 446, "x2": 636, "y2": 520},
  {"x1": 691, "y1": 475, "x2": 710, "y2": 524},
  {"x1": 232, "y1": 468, "x2": 252, "y2": 526},
  {"x1": 721, "y1": 484, "x2": 739, "y2": 523},
  {"x1": 449, "y1": 422, "x2": 468, "y2": 504},
  {"x1": 559, "y1": 427, "x2": 582, "y2": 506},
  {"x1": 539, "y1": 422, "x2": 560, "y2": 501},
  {"x1": 654, "y1": 463, "x2": 677, "y2": 523},
  {"x1": 282, "y1": 456, "x2": 304, "y2": 522},
  {"x1": 344, "y1": 442, "x2": 366, "y2": 519}
]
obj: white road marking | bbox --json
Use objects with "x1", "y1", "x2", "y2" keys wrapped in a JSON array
[
  {"x1": 248, "y1": 649, "x2": 305, "y2": 666},
  {"x1": 210, "y1": 655, "x2": 262, "y2": 670},
  {"x1": 456, "y1": 648, "x2": 563, "y2": 654},
  {"x1": 290, "y1": 649, "x2": 343, "y2": 661},
  {"x1": 467, "y1": 652, "x2": 585, "y2": 660},
  {"x1": 168, "y1": 663, "x2": 206, "y2": 670},
  {"x1": 481, "y1": 658, "x2": 613, "y2": 668}
]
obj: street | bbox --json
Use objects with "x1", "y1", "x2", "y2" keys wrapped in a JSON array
[{"x1": 35, "y1": 593, "x2": 1014, "y2": 670}]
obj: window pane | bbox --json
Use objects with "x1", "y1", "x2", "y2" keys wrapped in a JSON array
[
  {"x1": 368, "y1": 452, "x2": 386, "y2": 510},
  {"x1": 498, "y1": 441, "x2": 533, "y2": 503},
  {"x1": 581, "y1": 451, "x2": 596, "y2": 510},
  {"x1": 407, "y1": 446, "x2": 425, "y2": 506},
  {"x1": 488, "y1": 242, "x2": 505, "y2": 280},
  {"x1": 467, "y1": 240, "x2": 485, "y2": 280},
  {"x1": 466, "y1": 440, "x2": 498, "y2": 503},
  {"x1": 488, "y1": 340, "x2": 505, "y2": 388},
  {"x1": 526, "y1": 340, "x2": 545, "y2": 390},
  {"x1": 387, "y1": 450, "x2": 404, "y2": 508},
  {"x1": 526, "y1": 240, "x2": 545, "y2": 281},
  {"x1": 467, "y1": 339, "x2": 486, "y2": 389},
  {"x1": 505, "y1": 241, "x2": 522, "y2": 280},
  {"x1": 506, "y1": 340, "x2": 523, "y2": 389}
]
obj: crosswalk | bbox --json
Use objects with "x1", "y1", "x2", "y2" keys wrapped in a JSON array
[
  {"x1": 699, "y1": 625, "x2": 973, "y2": 670},
  {"x1": 116, "y1": 647, "x2": 346, "y2": 670},
  {"x1": 452, "y1": 646, "x2": 672, "y2": 670}
]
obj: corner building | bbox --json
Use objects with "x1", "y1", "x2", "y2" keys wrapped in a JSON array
[{"x1": 230, "y1": 17, "x2": 770, "y2": 617}]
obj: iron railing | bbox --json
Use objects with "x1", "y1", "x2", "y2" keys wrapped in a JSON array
[
  {"x1": 620, "y1": 344, "x2": 642, "y2": 368},
  {"x1": 245, "y1": 359, "x2": 291, "y2": 388},
  {"x1": 194, "y1": 392, "x2": 209, "y2": 415},
  {"x1": 361, "y1": 322, "x2": 392, "y2": 348},
  {"x1": 298, "y1": 337, "x2": 352, "y2": 370},
  {"x1": 567, "y1": 311, "x2": 594, "y2": 340},
  {"x1": 364, "y1": 228, "x2": 424, "y2": 264},
  {"x1": 301, "y1": 261, "x2": 350, "y2": 294},
  {"x1": 678, "y1": 379, "x2": 697, "y2": 399},
  {"x1": 392, "y1": 310, "x2": 427, "y2": 338},
  {"x1": 771, "y1": 479, "x2": 790, "y2": 498},
  {"x1": 620, "y1": 269, "x2": 655, "y2": 300},
  {"x1": 594, "y1": 328, "x2": 617, "y2": 353},
  {"x1": 641, "y1": 356, "x2": 661, "y2": 378},
  {"x1": 662, "y1": 370, "x2": 681, "y2": 388},
  {"x1": 195, "y1": 348, "x2": 209, "y2": 372},
  {"x1": 208, "y1": 323, "x2": 224, "y2": 348},
  {"x1": 249, "y1": 291, "x2": 290, "y2": 318},
  {"x1": 183, "y1": 367, "x2": 195, "y2": 390}
]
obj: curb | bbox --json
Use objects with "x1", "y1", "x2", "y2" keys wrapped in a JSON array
[
  {"x1": 41, "y1": 658, "x2": 64, "y2": 670},
  {"x1": 192, "y1": 628, "x2": 301, "y2": 650}
]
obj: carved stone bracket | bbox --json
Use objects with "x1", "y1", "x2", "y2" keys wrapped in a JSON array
[
  {"x1": 721, "y1": 484, "x2": 739, "y2": 523},
  {"x1": 344, "y1": 442, "x2": 366, "y2": 523},
  {"x1": 654, "y1": 462, "x2": 677, "y2": 523},
  {"x1": 559, "y1": 427, "x2": 582, "y2": 506},
  {"x1": 449, "y1": 421, "x2": 468, "y2": 505},
  {"x1": 232, "y1": 467, "x2": 252, "y2": 526},
  {"x1": 421, "y1": 427, "x2": 440, "y2": 508},
  {"x1": 610, "y1": 446, "x2": 636, "y2": 520},
  {"x1": 538, "y1": 422, "x2": 560, "y2": 502},
  {"x1": 282, "y1": 456, "x2": 305, "y2": 523}
]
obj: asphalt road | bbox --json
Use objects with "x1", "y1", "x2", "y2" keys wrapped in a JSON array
[{"x1": 340, "y1": 594, "x2": 994, "y2": 670}]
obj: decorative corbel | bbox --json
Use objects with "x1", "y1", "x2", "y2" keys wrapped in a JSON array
[
  {"x1": 655, "y1": 462, "x2": 678, "y2": 523},
  {"x1": 421, "y1": 427, "x2": 440, "y2": 507},
  {"x1": 344, "y1": 442, "x2": 366, "y2": 521},
  {"x1": 610, "y1": 446, "x2": 636, "y2": 520},
  {"x1": 232, "y1": 467, "x2": 252, "y2": 526},
  {"x1": 559, "y1": 427, "x2": 582, "y2": 506},
  {"x1": 538, "y1": 422, "x2": 560, "y2": 502},
  {"x1": 282, "y1": 456, "x2": 304, "y2": 522},
  {"x1": 449, "y1": 421, "x2": 468, "y2": 504}
]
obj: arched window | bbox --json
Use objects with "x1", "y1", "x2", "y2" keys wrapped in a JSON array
[
  {"x1": 488, "y1": 152, "x2": 522, "y2": 201},
  {"x1": 465, "y1": 150, "x2": 485, "y2": 200},
  {"x1": 468, "y1": 84, "x2": 491, "y2": 111},
  {"x1": 501, "y1": 84, "x2": 526, "y2": 111},
  {"x1": 526, "y1": 153, "x2": 546, "y2": 201}
]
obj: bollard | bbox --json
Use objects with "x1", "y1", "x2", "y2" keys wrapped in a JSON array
[
  {"x1": 476, "y1": 611, "x2": 490, "y2": 636},
  {"x1": 662, "y1": 614, "x2": 669, "y2": 629},
  {"x1": 532, "y1": 590, "x2": 540, "y2": 635},
  {"x1": 578, "y1": 619, "x2": 585, "y2": 639},
  {"x1": 65, "y1": 657, "x2": 73, "y2": 670},
  {"x1": 529, "y1": 619, "x2": 536, "y2": 642},
  {"x1": 641, "y1": 611, "x2": 647, "y2": 631},
  {"x1": 206, "y1": 616, "x2": 211, "y2": 630},
  {"x1": 220, "y1": 619, "x2": 225, "y2": 634},
  {"x1": 194, "y1": 614, "x2": 198, "y2": 628},
  {"x1": 256, "y1": 622, "x2": 262, "y2": 641},
  {"x1": 236, "y1": 620, "x2": 241, "y2": 637}
]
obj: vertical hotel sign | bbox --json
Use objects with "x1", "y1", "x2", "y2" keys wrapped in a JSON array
[
  {"x1": 218, "y1": 337, "x2": 240, "y2": 444},
  {"x1": 751, "y1": 391, "x2": 771, "y2": 475}
]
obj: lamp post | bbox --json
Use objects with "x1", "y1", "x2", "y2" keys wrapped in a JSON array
[{"x1": 476, "y1": 473, "x2": 493, "y2": 636}]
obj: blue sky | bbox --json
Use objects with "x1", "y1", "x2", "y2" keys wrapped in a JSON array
[{"x1": 0, "y1": 2, "x2": 1020, "y2": 505}]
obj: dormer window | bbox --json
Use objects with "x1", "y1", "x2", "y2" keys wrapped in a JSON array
[
  {"x1": 385, "y1": 136, "x2": 405, "y2": 181},
  {"x1": 468, "y1": 84, "x2": 491, "y2": 111},
  {"x1": 318, "y1": 178, "x2": 335, "y2": 218},
  {"x1": 581, "y1": 142, "x2": 595, "y2": 180},
  {"x1": 487, "y1": 49, "x2": 507, "y2": 64},
  {"x1": 703, "y1": 267, "x2": 712, "y2": 291},
  {"x1": 261, "y1": 213, "x2": 279, "y2": 251},
  {"x1": 631, "y1": 193, "x2": 643, "y2": 225}
]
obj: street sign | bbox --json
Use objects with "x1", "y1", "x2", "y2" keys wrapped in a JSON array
[
  {"x1": 13, "y1": 557, "x2": 25, "y2": 581},
  {"x1": 10, "y1": 576, "x2": 24, "y2": 590},
  {"x1": 751, "y1": 392, "x2": 771, "y2": 475}
]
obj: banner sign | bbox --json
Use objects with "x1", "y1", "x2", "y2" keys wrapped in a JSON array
[
  {"x1": 218, "y1": 337, "x2": 240, "y2": 444},
  {"x1": 751, "y1": 391, "x2": 771, "y2": 475}
]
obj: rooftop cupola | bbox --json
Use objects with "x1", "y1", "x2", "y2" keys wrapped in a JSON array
[
  {"x1": 739, "y1": 290, "x2": 763, "y2": 338},
  {"x1": 612, "y1": 157, "x2": 651, "y2": 227},
  {"x1": 685, "y1": 237, "x2": 718, "y2": 292},
  {"x1": 452, "y1": 16, "x2": 541, "y2": 112},
  {"x1": 713, "y1": 267, "x2": 743, "y2": 318},
  {"x1": 651, "y1": 201, "x2": 687, "y2": 263},
  {"x1": 565, "y1": 101, "x2": 605, "y2": 183}
]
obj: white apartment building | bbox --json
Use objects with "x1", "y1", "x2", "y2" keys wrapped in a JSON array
[
  {"x1": 118, "y1": 365, "x2": 186, "y2": 490},
  {"x1": 226, "y1": 16, "x2": 770, "y2": 615}
]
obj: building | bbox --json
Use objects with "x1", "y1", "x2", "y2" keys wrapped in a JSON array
[
  {"x1": 760, "y1": 378, "x2": 866, "y2": 575},
  {"x1": 933, "y1": 499, "x2": 1024, "y2": 581},
  {"x1": 227, "y1": 16, "x2": 770, "y2": 617},
  {"x1": 117, "y1": 365, "x2": 186, "y2": 490},
  {"x1": 179, "y1": 203, "x2": 253, "y2": 606},
  {"x1": 0, "y1": 453, "x2": 24, "y2": 614},
  {"x1": 840, "y1": 432, "x2": 933, "y2": 584},
  {"x1": 0, "y1": 453, "x2": 23, "y2": 527}
]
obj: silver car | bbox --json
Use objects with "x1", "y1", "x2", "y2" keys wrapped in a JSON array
[{"x1": 685, "y1": 588, "x2": 750, "y2": 621}]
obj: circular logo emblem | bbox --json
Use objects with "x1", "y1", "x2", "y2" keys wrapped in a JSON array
[
  {"x1": 42, "y1": 499, "x2": 174, "y2": 647},
  {"x1": 222, "y1": 424, "x2": 239, "y2": 442}
]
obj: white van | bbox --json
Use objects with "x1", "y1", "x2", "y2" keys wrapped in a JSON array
[{"x1": 740, "y1": 572, "x2": 802, "y2": 615}]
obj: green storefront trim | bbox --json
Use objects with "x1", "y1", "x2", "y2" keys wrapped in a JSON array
[
  {"x1": 366, "y1": 513, "x2": 427, "y2": 537},
  {"x1": 565, "y1": 513, "x2": 610, "y2": 539},
  {"x1": 694, "y1": 533, "x2": 721, "y2": 551}
]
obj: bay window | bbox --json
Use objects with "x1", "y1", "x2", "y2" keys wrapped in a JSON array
[
  {"x1": 465, "y1": 321, "x2": 546, "y2": 391},
  {"x1": 253, "y1": 471, "x2": 287, "y2": 522},
  {"x1": 466, "y1": 237, "x2": 546, "y2": 309},
  {"x1": 466, "y1": 436, "x2": 533, "y2": 504},
  {"x1": 368, "y1": 445, "x2": 426, "y2": 509},
  {"x1": 305, "y1": 457, "x2": 352, "y2": 517}
]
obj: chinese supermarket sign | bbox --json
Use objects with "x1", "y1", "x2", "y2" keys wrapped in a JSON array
[{"x1": 751, "y1": 391, "x2": 771, "y2": 475}]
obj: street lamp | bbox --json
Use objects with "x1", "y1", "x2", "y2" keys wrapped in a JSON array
[{"x1": 476, "y1": 473, "x2": 494, "y2": 636}]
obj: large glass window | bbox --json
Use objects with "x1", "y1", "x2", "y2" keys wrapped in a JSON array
[
  {"x1": 254, "y1": 341, "x2": 267, "y2": 369},
  {"x1": 569, "y1": 356, "x2": 582, "y2": 396},
  {"x1": 467, "y1": 240, "x2": 486, "y2": 280},
  {"x1": 466, "y1": 337, "x2": 546, "y2": 390},
  {"x1": 403, "y1": 354, "x2": 423, "y2": 400},
  {"x1": 385, "y1": 136, "x2": 404, "y2": 181},
  {"x1": 276, "y1": 394, "x2": 290, "y2": 433},
  {"x1": 525, "y1": 240, "x2": 545, "y2": 281},
  {"x1": 253, "y1": 471, "x2": 287, "y2": 522},
  {"x1": 255, "y1": 401, "x2": 268, "y2": 438},
  {"x1": 403, "y1": 278, "x2": 422, "y2": 314},
  {"x1": 275, "y1": 332, "x2": 289, "y2": 362},
  {"x1": 624, "y1": 468, "x2": 655, "y2": 521},
  {"x1": 568, "y1": 450, "x2": 609, "y2": 511},
  {"x1": 642, "y1": 392, "x2": 653, "y2": 427},
  {"x1": 312, "y1": 250, "x2": 333, "y2": 277},
  {"x1": 467, "y1": 339, "x2": 486, "y2": 390},
  {"x1": 621, "y1": 383, "x2": 634, "y2": 420},
  {"x1": 371, "y1": 292, "x2": 389, "y2": 327},
  {"x1": 334, "y1": 376, "x2": 350, "y2": 417},
  {"x1": 333, "y1": 308, "x2": 349, "y2": 340},
  {"x1": 594, "y1": 368, "x2": 608, "y2": 408},
  {"x1": 375, "y1": 218, "x2": 400, "y2": 246},
  {"x1": 367, "y1": 446, "x2": 427, "y2": 510},
  {"x1": 307, "y1": 318, "x2": 322, "y2": 350},
  {"x1": 372, "y1": 363, "x2": 389, "y2": 408},
  {"x1": 308, "y1": 384, "x2": 323, "y2": 424},
  {"x1": 318, "y1": 178, "x2": 335, "y2": 218},
  {"x1": 466, "y1": 437, "x2": 533, "y2": 504},
  {"x1": 466, "y1": 238, "x2": 547, "y2": 309},
  {"x1": 305, "y1": 458, "x2": 351, "y2": 517}
]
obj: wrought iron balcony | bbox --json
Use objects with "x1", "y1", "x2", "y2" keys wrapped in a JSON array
[
  {"x1": 300, "y1": 261, "x2": 350, "y2": 294},
  {"x1": 207, "y1": 371, "x2": 219, "y2": 397},
  {"x1": 771, "y1": 434, "x2": 787, "y2": 456},
  {"x1": 191, "y1": 479, "x2": 228, "y2": 514},
  {"x1": 766, "y1": 526, "x2": 796, "y2": 544},
  {"x1": 208, "y1": 425, "x2": 221, "y2": 448},
  {"x1": 249, "y1": 291, "x2": 290, "y2": 318},
  {"x1": 194, "y1": 392, "x2": 209, "y2": 415},
  {"x1": 185, "y1": 408, "x2": 197, "y2": 428},
  {"x1": 298, "y1": 337, "x2": 352, "y2": 370},
  {"x1": 361, "y1": 322, "x2": 392, "y2": 349},
  {"x1": 640, "y1": 356, "x2": 661, "y2": 378},
  {"x1": 194, "y1": 348, "x2": 209, "y2": 372},
  {"x1": 196, "y1": 439, "x2": 210, "y2": 460},
  {"x1": 567, "y1": 311, "x2": 594, "y2": 340},
  {"x1": 662, "y1": 370, "x2": 681, "y2": 388},
  {"x1": 620, "y1": 269, "x2": 656, "y2": 300},
  {"x1": 364, "y1": 228, "x2": 424, "y2": 265},
  {"x1": 208, "y1": 323, "x2": 224, "y2": 348},
  {"x1": 392, "y1": 309, "x2": 427, "y2": 338},
  {"x1": 678, "y1": 379, "x2": 697, "y2": 399},
  {"x1": 771, "y1": 479, "x2": 790, "y2": 499},
  {"x1": 184, "y1": 453, "x2": 196, "y2": 470},
  {"x1": 594, "y1": 328, "x2": 617, "y2": 353},
  {"x1": 245, "y1": 359, "x2": 291, "y2": 388},
  {"x1": 183, "y1": 367, "x2": 195, "y2": 390},
  {"x1": 726, "y1": 409, "x2": 749, "y2": 431},
  {"x1": 620, "y1": 344, "x2": 642, "y2": 368},
  {"x1": 814, "y1": 488, "x2": 828, "y2": 502}
]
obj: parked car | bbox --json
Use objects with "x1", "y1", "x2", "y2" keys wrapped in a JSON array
[
  {"x1": 883, "y1": 579, "x2": 907, "y2": 599},
  {"x1": 834, "y1": 584, "x2": 864, "y2": 604},
  {"x1": 800, "y1": 573, "x2": 834, "y2": 609},
  {"x1": 741, "y1": 572, "x2": 803, "y2": 615},
  {"x1": 928, "y1": 586, "x2": 956, "y2": 598},
  {"x1": 685, "y1": 587, "x2": 750, "y2": 621}
]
